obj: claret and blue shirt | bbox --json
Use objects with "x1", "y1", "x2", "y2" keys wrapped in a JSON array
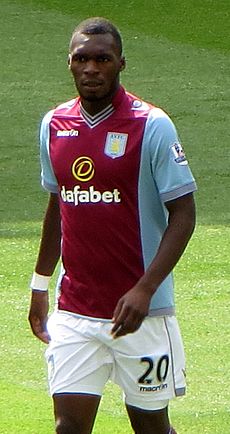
[{"x1": 40, "y1": 86, "x2": 197, "y2": 320}]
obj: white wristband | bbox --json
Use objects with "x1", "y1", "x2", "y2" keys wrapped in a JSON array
[{"x1": 30, "y1": 272, "x2": 51, "y2": 291}]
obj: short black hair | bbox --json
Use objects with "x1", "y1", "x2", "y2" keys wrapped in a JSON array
[{"x1": 70, "y1": 17, "x2": 123, "y2": 55}]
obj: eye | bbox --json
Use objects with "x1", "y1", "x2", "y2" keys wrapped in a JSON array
[
  {"x1": 97, "y1": 55, "x2": 110, "y2": 63},
  {"x1": 72, "y1": 54, "x2": 87, "y2": 63}
]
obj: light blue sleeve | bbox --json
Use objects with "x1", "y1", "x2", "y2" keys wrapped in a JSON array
[
  {"x1": 146, "y1": 108, "x2": 197, "y2": 202},
  {"x1": 40, "y1": 110, "x2": 59, "y2": 193}
]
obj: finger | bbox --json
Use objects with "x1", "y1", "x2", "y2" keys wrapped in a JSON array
[
  {"x1": 111, "y1": 322, "x2": 123, "y2": 337},
  {"x1": 111, "y1": 323, "x2": 125, "y2": 339},
  {"x1": 112, "y1": 298, "x2": 124, "y2": 323},
  {"x1": 30, "y1": 317, "x2": 50, "y2": 344},
  {"x1": 111, "y1": 306, "x2": 128, "y2": 335},
  {"x1": 34, "y1": 328, "x2": 50, "y2": 344},
  {"x1": 111, "y1": 314, "x2": 144, "y2": 339},
  {"x1": 37, "y1": 331, "x2": 50, "y2": 344},
  {"x1": 111, "y1": 303, "x2": 141, "y2": 336},
  {"x1": 111, "y1": 299, "x2": 127, "y2": 332}
]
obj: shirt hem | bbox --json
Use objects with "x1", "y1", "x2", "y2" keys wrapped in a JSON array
[
  {"x1": 54, "y1": 307, "x2": 176, "y2": 322},
  {"x1": 160, "y1": 181, "x2": 197, "y2": 203}
]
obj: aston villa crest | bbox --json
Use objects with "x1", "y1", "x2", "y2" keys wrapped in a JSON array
[{"x1": 104, "y1": 132, "x2": 128, "y2": 159}]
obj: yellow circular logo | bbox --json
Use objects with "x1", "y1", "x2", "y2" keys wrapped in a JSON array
[{"x1": 72, "y1": 156, "x2": 95, "y2": 182}]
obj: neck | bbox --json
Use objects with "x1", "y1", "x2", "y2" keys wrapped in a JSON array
[{"x1": 80, "y1": 85, "x2": 120, "y2": 116}]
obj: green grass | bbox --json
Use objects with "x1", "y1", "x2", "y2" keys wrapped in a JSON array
[
  {"x1": 1, "y1": 0, "x2": 230, "y2": 432},
  {"x1": 1, "y1": 0, "x2": 230, "y2": 225},
  {"x1": 1, "y1": 224, "x2": 229, "y2": 433}
]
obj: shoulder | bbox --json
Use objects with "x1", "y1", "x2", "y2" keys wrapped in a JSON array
[
  {"x1": 125, "y1": 90, "x2": 153, "y2": 116},
  {"x1": 147, "y1": 106, "x2": 175, "y2": 126},
  {"x1": 123, "y1": 90, "x2": 174, "y2": 131},
  {"x1": 41, "y1": 98, "x2": 78, "y2": 125},
  {"x1": 144, "y1": 107, "x2": 177, "y2": 141},
  {"x1": 117, "y1": 87, "x2": 152, "y2": 118},
  {"x1": 54, "y1": 98, "x2": 77, "y2": 113}
]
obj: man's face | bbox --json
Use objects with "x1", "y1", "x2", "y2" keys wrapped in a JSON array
[{"x1": 69, "y1": 32, "x2": 125, "y2": 106}]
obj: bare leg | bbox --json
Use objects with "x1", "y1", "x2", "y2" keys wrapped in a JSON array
[
  {"x1": 53, "y1": 393, "x2": 101, "y2": 434},
  {"x1": 126, "y1": 404, "x2": 174, "y2": 434}
]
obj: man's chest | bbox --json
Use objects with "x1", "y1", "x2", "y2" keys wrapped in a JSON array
[{"x1": 49, "y1": 116, "x2": 147, "y2": 190}]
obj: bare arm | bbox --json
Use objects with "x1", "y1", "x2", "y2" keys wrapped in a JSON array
[
  {"x1": 28, "y1": 193, "x2": 61, "y2": 343},
  {"x1": 35, "y1": 192, "x2": 61, "y2": 275},
  {"x1": 111, "y1": 193, "x2": 196, "y2": 338}
]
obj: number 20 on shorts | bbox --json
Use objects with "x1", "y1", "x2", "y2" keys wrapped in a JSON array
[{"x1": 138, "y1": 355, "x2": 169, "y2": 385}]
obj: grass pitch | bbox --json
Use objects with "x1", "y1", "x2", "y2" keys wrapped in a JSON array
[{"x1": 0, "y1": 1, "x2": 229, "y2": 433}]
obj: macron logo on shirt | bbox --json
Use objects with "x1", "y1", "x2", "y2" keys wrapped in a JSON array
[{"x1": 57, "y1": 129, "x2": 79, "y2": 137}]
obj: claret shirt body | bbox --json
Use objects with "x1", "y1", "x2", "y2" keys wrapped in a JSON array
[{"x1": 40, "y1": 86, "x2": 197, "y2": 320}]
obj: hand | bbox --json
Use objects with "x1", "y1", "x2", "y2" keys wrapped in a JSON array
[
  {"x1": 28, "y1": 291, "x2": 50, "y2": 344},
  {"x1": 111, "y1": 284, "x2": 152, "y2": 339}
]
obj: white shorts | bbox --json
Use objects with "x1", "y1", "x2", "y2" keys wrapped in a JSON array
[{"x1": 45, "y1": 311, "x2": 186, "y2": 411}]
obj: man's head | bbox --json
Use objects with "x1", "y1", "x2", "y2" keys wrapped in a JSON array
[
  {"x1": 69, "y1": 17, "x2": 123, "y2": 56},
  {"x1": 68, "y1": 17, "x2": 126, "y2": 114}
]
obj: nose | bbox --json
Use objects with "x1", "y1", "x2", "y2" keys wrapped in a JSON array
[{"x1": 84, "y1": 59, "x2": 99, "y2": 74}]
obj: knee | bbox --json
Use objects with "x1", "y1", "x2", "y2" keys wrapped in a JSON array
[
  {"x1": 55, "y1": 417, "x2": 78, "y2": 434},
  {"x1": 55, "y1": 416, "x2": 91, "y2": 434}
]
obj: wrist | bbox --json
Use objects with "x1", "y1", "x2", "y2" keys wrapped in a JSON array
[
  {"x1": 136, "y1": 276, "x2": 158, "y2": 297},
  {"x1": 30, "y1": 272, "x2": 51, "y2": 292}
]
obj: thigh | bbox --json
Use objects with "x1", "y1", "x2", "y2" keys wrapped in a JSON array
[
  {"x1": 46, "y1": 311, "x2": 113, "y2": 396},
  {"x1": 54, "y1": 393, "x2": 101, "y2": 434},
  {"x1": 126, "y1": 404, "x2": 170, "y2": 434},
  {"x1": 113, "y1": 316, "x2": 186, "y2": 410}
]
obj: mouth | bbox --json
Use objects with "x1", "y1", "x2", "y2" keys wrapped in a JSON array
[{"x1": 82, "y1": 80, "x2": 103, "y2": 90}]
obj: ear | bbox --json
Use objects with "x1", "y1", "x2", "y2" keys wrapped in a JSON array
[
  {"x1": 67, "y1": 53, "x2": 72, "y2": 69},
  {"x1": 120, "y1": 56, "x2": 126, "y2": 72}
]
